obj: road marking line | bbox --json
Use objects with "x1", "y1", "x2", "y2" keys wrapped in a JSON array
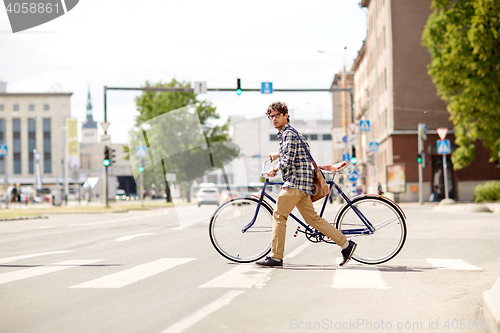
[
  {"x1": 0, "y1": 259, "x2": 102, "y2": 285},
  {"x1": 199, "y1": 264, "x2": 275, "y2": 289},
  {"x1": 333, "y1": 258, "x2": 390, "y2": 289},
  {"x1": 114, "y1": 233, "x2": 155, "y2": 242},
  {"x1": 426, "y1": 258, "x2": 482, "y2": 271},
  {"x1": 159, "y1": 290, "x2": 244, "y2": 333},
  {"x1": 73, "y1": 211, "x2": 168, "y2": 227},
  {"x1": 0, "y1": 250, "x2": 75, "y2": 264},
  {"x1": 284, "y1": 241, "x2": 311, "y2": 259},
  {"x1": 70, "y1": 258, "x2": 195, "y2": 289}
]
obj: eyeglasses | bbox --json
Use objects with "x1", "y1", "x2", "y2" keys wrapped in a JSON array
[{"x1": 268, "y1": 113, "x2": 282, "y2": 120}]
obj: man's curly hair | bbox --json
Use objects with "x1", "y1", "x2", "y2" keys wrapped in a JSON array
[{"x1": 266, "y1": 101, "x2": 290, "y2": 122}]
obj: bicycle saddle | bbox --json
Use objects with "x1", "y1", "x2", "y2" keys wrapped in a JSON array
[{"x1": 319, "y1": 161, "x2": 347, "y2": 171}]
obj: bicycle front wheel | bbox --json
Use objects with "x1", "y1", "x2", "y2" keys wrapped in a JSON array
[
  {"x1": 335, "y1": 195, "x2": 406, "y2": 264},
  {"x1": 209, "y1": 197, "x2": 273, "y2": 263}
]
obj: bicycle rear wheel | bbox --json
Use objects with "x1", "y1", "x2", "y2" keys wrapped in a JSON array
[
  {"x1": 335, "y1": 195, "x2": 406, "y2": 264},
  {"x1": 209, "y1": 197, "x2": 273, "y2": 263}
]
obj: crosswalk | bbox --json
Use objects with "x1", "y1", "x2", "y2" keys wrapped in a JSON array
[{"x1": 0, "y1": 251, "x2": 485, "y2": 290}]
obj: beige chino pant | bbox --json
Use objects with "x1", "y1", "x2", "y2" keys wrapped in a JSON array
[{"x1": 271, "y1": 187, "x2": 347, "y2": 260}]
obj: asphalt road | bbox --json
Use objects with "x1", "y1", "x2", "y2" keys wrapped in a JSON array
[{"x1": 0, "y1": 202, "x2": 499, "y2": 333}]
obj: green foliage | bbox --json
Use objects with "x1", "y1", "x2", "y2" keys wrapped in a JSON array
[
  {"x1": 131, "y1": 79, "x2": 237, "y2": 201},
  {"x1": 474, "y1": 181, "x2": 500, "y2": 202},
  {"x1": 422, "y1": 0, "x2": 500, "y2": 169}
]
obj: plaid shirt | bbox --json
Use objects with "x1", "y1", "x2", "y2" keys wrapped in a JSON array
[{"x1": 276, "y1": 124, "x2": 315, "y2": 195}]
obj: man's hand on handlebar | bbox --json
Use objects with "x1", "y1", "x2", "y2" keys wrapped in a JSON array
[
  {"x1": 266, "y1": 165, "x2": 279, "y2": 178},
  {"x1": 269, "y1": 152, "x2": 279, "y2": 162}
]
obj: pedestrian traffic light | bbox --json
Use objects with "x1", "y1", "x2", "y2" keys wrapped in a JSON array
[
  {"x1": 139, "y1": 158, "x2": 144, "y2": 173},
  {"x1": 236, "y1": 78, "x2": 242, "y2": 95},
  {"x1": 350, "y1": 147, "x2": 357, "y2": 165},
  {"x1": 417, "y1": 153, "x2": 422, "y2": 164},
  {"x1": 103, "y1": 146, "x2": 110, "y2": 167}
]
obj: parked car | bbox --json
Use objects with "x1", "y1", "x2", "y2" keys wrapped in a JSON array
[
  {"x1": 115, "y1": 189, "x2": 127, "y2": 201},
  {"x1": 196, "y1": 188, "x2": 220, "y2": 207},
  {"x1": 220, "y1": 190, "x2": 240, "y2": 203}
]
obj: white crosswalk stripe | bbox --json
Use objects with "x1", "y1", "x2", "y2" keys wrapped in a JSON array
[
  {"x1": 0, "y1": 259, "x2": 102, "y2": 285},
  {"x1": 199, "y1": 264, "x2": 274, "y2": 289},
  {"x1": 426, "y1": 258, "x2": 482, "y2": 271},
  {"x1": 333, "y1": 258, "x2": 390, "y2": 289},
  {"x1": 70, "y1": 258, "x2": 195, "y2": 289},
  {"x1": 0, "y1": 251, "x2": 75, "y2": 264}
]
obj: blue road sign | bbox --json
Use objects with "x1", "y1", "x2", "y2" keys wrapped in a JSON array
[
  {"x1": 369, "y1": 141, "x2": 379, "y2": 152},
  {"x1": 261, "y1": 82, "x2": 273, "y2": 94},
  {"x1": 437, "y1": 139, "x2": 450, "y2": 154},
  {"x1": 342, "y1": 136, "x2": 348, "y2": 143},
  {"x1": 136, "y1": 144, "x2": 147, "y2": 157},
  {"x1": 342, "y1": 153, "x2": 351, "y2": 162},
  {"x1": 359, "y1": 120, "x2": 370, "y2": 132},
  {"x1": 0, "y1": 145, "x2": 7, "y2": 156},
  {"x1": 347, "y1": 170, "x2": 359, "y2": 182}
]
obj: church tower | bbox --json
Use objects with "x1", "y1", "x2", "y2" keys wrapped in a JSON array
[{"x1": 81, "y1": 86, "x2": 98, "y2": 144}]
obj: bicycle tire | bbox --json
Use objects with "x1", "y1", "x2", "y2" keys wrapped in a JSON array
[
  {"x1": 209, "y1": 196, "x2": 273, "y2": 263},
  {"x1": 335, "y1": 195, "x2": 406, "y2": 264}
]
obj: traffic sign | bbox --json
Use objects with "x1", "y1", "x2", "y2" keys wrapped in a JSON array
[
  {"x1": 0, "y1": 145, "x2": 7, "y2": 156},
  {"x1": 342, "y1": 153, "x2": 351, "y2": 162},
  {"x1": 437, "y1": 128, "x2": 448, "y2": 140},
  {"x1": 359, "y1": 120, "x2": 370, "y2": 132},
  {"x1": 347, "y1": 170, "x2": 359, "y2": 182},
  {"x1": 347, "y1": 123, "x2": 357, "y2": 134},
  {"x1": 437, "y1": 139, "x2": 451, "y2": 154},
  {"x1": 136, "y1": 144, "x2": 147, "y2": 157},
  {"x1": 261, "y1": 82, "x2": 273, "y2": 94},
  {"x1": 100, "y1": 122, "x2": 110, "y2": 134},
  {"x1": 342, "y1": 136, "x2": 348, "y2": 143},
  {"x1": 369, "y1": 141, "x2": 379, "y2": 152}
]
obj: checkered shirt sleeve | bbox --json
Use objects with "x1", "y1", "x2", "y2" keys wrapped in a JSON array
[{"x1": 277, "y1": 124, "x2": 315, "y2": 195}]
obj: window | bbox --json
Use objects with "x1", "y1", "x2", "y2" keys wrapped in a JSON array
[
  {"x1": 44, "y1": 104, "x2": 50, "y2": 111},
  {"x1": 0, "y1": 104, "x2": 3, "y2": 111},
  {"x1": 29, "y1": 104, "x2": 35, "y2": 111},
  {"x1": 28, "y1": 118, "x2": 36, "y2": 174},
  {"x1": 269, "y1": 134, "x2": 278, "y2": 141},
  {"x1": 13, "y1": 118, "x2": 21, "y2": 174},
  {"x1": 322, "y1": 134, "x2": 332, "y2": 141},
  {"x1": 310, "y1": 134, "x2": 318, "y2": 141},
  {"x1": 43, "y1": 118, "x2": 51, "y2": 173},
  {"x1": 13, "y1": 104, "x2": 19, "y2": 111},
  {"x1": 303, "y1": 134, "x2": 309, "y2": 140}
]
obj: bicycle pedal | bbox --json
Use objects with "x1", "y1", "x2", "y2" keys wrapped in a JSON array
[{"x1": 293, "y1": 226, "x2": 301, "y2": 237}]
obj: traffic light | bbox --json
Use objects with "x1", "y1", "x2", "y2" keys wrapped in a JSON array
[
  {"x1": 417, "y1": 153, "x2": 422, "y2": 164},
  {"x1": 110, "y1": 148, "x2": 116, "y2": 166},
  {"x1": 350, "y1": 147, "x2": 357, "y2": 165},
  {"x1": 139, "y1": 158, "x2": 144, "y2": 173},
  {"x1": 103, "y1": 146, "x2": 110, "y2": 167},
  {"x1": 236, "y1": 78, "x2": 242, "y2": 95}
]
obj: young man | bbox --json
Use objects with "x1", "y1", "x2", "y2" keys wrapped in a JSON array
[{"x1": 256, "y1": 102, "x2": 356, "y2": 267}]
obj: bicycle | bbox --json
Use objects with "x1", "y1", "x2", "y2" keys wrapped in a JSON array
[{"x1": 209, "y1": 159, "x2": 407, "y2": 265}]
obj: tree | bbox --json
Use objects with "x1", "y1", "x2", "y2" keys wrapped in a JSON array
[
  {"x1": 129, "y1": 79, "x2": 238, "y2": 202},
  {"x1": 422, "y1": 0, "x2": 500, "y2": 169}
]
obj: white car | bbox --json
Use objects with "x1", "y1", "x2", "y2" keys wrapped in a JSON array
[{"x1": 197, "y1": 188, "x2": 220, "y2": 207}]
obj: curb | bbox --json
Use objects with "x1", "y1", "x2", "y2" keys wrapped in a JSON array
[
  {"x1": 0, "y1": 215, "x2": 48, "y2": 222},
  {"x1": 483, "y1": 277, "x2": 500, "y2": 333},
  {"x1": 435, "y1": 203, "x2": 493, "y2": 213}
]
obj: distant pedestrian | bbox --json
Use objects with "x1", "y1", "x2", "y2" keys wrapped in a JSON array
[{"x1": 377, "y1": 183, "x2": 383, "y2": 196}]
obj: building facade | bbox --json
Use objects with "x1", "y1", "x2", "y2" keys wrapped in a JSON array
[
  {"x1": 350, "y1": 0, "x2": 499, "y2": 201},
  {"x1": 0, "y1": 82, "x2": 71, "y2": 191}
]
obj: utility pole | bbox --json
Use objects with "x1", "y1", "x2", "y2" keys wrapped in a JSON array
[{"x1": 417, "y1": 123, "x2": 427, "y2": 204}]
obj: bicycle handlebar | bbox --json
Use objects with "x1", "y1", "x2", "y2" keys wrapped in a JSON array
[{"x1": 261, "y1": 158, "x2": 272, "y2": 176}]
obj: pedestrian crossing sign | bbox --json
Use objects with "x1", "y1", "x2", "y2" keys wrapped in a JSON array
[
  {"x1": 136, "y1": 144, "x2": 147, "y2": 157},
  {"x1": 0, "y1": 145, "x2": 7, "y2": 156},
  {"x1": 359, "y1": 120, "x2": 370, "y2": 132},
  {"x1": 437, "y1": 139, "x2": 450, "y2": 154}
]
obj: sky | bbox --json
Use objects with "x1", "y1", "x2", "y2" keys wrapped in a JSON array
[{"x1": 0, "y1": 0, "x2": 367, "y2": 144}]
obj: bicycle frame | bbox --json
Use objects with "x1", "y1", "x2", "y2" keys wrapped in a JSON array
[{"x1": 241, "y1": 160, "x2": 376, "y2": 238}]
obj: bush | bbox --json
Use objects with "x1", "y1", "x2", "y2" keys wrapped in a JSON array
[{"x1": 474, "y1": 181, "x2": 500, "y2": 203}]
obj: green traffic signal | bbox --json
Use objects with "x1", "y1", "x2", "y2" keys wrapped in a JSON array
[
  {"x1": 103, "y1": 159, "x2": 110, "y2": 167},
  {"x1": 417, "y1": 153, "x2": 422, "y2": 163},
  {"x1": 236, "y1": 89, "x2": 242, "y2": 95},
  {"x1": 350, "y1": 156, "x2": 357, "y2": 165},
  {"x1": 139, "y1": 166, "x2": 144, "y2": 173},
  {"x1": 236, "y1": 78, "x2": 242, "y2": 95}
]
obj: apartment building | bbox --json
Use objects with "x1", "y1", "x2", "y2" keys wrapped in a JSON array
[{"x1": 350, "y1": 0, "x2": 499, "y2": 201}]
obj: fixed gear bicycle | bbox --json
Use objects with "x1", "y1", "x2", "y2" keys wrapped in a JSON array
[{"x1": 209, "y1": 159, "x2": 407, "y2": 265}]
